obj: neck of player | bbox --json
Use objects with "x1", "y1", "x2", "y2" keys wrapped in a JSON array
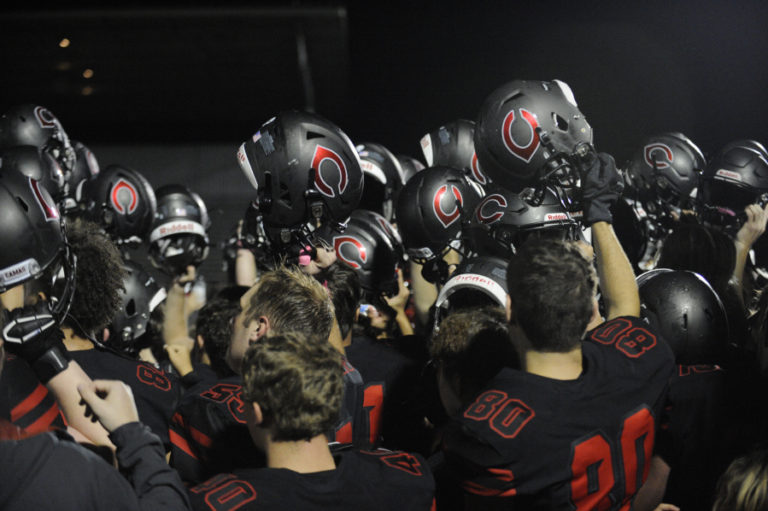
[
  {"x1": 266, "y1": 434, "x2": 337, "y2": 473},
  {"x1": 525, "y1": 347, "x2": 583, "y2": 380}
]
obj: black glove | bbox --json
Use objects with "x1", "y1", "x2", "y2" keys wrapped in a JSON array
[
  {"x1": 2, "y1": 301, "x2": 71, "y2": 384},
  {"x1": 580, "y1": 152, "x2": 624, "y2": 225}
]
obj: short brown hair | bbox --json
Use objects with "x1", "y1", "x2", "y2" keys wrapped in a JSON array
[
  {"x1": 243, "y1": 265, "x2": 334, "y2": 341},
  {"x1": 430, "y1": 306, "x2": 519, "y2": 403},
  {"x1": 241, "y1": 331, "x2": 343, "y2": 441}
]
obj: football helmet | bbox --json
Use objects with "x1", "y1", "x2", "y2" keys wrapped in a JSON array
[
  {"x1": 433, "y1": 255, "x2": 508, "y2": 331},
  {"x1": 65, "y1": 140, "x2": 100, "y2": 211},
  {"x1": 395, "y1": 166, "x2": 484, "y2": 263},
  {"x1": 0, "y1": 145, "x2": 66, "y2": 201},
  {"x1": 318, "y1": 209, "x2": 404, "y2": 299},
  {"x1": 356, "y1": 142, "x2": 406, "y2": 222},
  {"x1": 637, "y1": 268, "x2": 729, "y2": 365},
  {"x1": 698, "y1": 142, "x2": 768, "y2": 231},
  {"x1": 420, "y1": 119, "x2": 490, "y2": 185},
  {"x1": 474, "y1": 79, "x2": 593, "y2": 193},
  {"x1": 149, "y1": 184, "x2": 210, "y2": 276},
  {"x1": 396, "y1": 154, "x2": 425, "y2": 183},
  {"x1": 0, "y1": 104, "x2": 76, "y2": 181},
  {"x1": 0, "y1": 168, "x2": 75, "y2": 321},
  {"x1": 108, "y1": 259, "x2": 167, "y2": 354},
  {"x1": 79, "y1": 164, "x2": 157, "y2": 245},
  {"x1": 463, "y1": 184, "x2": 580, "y2": 259},
  {"x1": 624, "y1": 132, "x2": 706, "y2": 213}
]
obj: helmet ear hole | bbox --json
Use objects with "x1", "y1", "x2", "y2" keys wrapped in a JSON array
[
  {"x1": 306, "y1": 131, "x2": 323, "y2": 140},
  {"x1": 16, "y1": 197, "x2": 29, "y2": 212},
  {"x1": 553, "y1": 113, "x2": 568, "y2": 131},
  {"x1": 126, "y1": 298, "x2": 137, "y2": 318}
]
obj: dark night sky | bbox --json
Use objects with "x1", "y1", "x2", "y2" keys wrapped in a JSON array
[{"x1": 3, "y1": 0, "x2": 768, "y2": 162}]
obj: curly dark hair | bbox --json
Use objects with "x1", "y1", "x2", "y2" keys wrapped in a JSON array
[{"x1": 64, "y1": 218, "x2": 126, "y2": 336}]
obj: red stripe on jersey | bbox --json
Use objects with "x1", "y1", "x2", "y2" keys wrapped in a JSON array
[
  {"x1": 172, "y1": 412, "x2": 186, "y2": 428},
  {"x1": 24, "y1": 402, "x2": 61, "y2": 434},
  {"x1": 170, "y1": 429, "x2": 198, "y2": 459},
  {"x1": 10, "y1": 384, "x2": 48, "y2": 422},
  {"x1": 190, "y1": 426, "x2": 213, "y2": 448}
]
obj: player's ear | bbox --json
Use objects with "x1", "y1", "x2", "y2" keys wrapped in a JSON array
[
  {"x1": 251, "y1": 316, "x2": 270, "y2": 342},
  {"x1": 506, "y1": 294, "x2": 514, "y2": 323},
  {"x1": 249, "y1": 401, "x2": 264, "y2": 426}
]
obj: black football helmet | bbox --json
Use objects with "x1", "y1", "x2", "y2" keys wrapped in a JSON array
[
  {"x1": 624, "y1": 132, "x2": 706, "y2": 214},
  {"x1": 637, "y1": 268, "x2": 729, "y2": 365},
  {"x1": 396, "y1": 154, "x2": 425, "y2": 183},
  {"x1": 395, "y1": 166, "x2": 484, "y2": 264},
  {"x1": 433, "y1": 255, "x2": 508, "y2": 332},
  {"x1": 475, "y1": 79, "x2": 593, "y2": 193},
  {"x1": 0, "y1": 145, "x2": 66, "y2": 201},
  {"x1": 64, "y1": 140, "x2": 100, "y2": 212},
  {"x1": 463, "y1": 184, "x2": 580, "y2": 259},
  {"x1": 318, "y1": 209, "x2": 404, "y2": 299},
  {"x1": 698, "y1": 142, "x2": 768, "y2": 232},
  {"x1": 356, "y1": 142, "x2": 406, "y2": 222},
  {"x1": 0, "y1": 169, "x2": 75, "y2": 321},
  {"x1": 420, "y1": 119, "x2": 490, "y2": 186},
  {"x1": 108, "y1": 259, "x2": 167, "y2": 354},
  {"x1": 0, "y1": 104, "x2": 76, "y2": 184},
  {"x1": 79, "y1": 164, "x2": 157, "y2": 245},
  {"x1": 149, "y1": 184, "x2": 210, "y2": 276}
]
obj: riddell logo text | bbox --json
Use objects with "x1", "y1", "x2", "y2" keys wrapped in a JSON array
[{"x1": 159, "y1": 223, "x2": 196, "y2": 236}]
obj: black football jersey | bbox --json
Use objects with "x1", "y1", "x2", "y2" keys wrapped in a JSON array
[
  {"x1": 442, "y1": 316, "x2": 675, "y2": 510},
  {"x1": 70, "y1": 346, "x2": 181, "y2": 448},
  {"x1": 0, "y1": 354, "x2": 66, "y2": 434},
  {"x1": 188, "y1": 449, "x2": 435, "y2": 511},
  {"x1": 656, "y1": 364, "x2": 728, "y2": 511},
  {"x1": 171, "y1": 356, "x2": 371, "y2": 484}
]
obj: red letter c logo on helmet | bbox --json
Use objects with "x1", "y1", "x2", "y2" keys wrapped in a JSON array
[
  {"x1": 312, "y1": 145, "x2": 348, "y2": 198},
  {"x1": 471, "y1": 152, "x2": 488, "y2": 185},
  {"x1": 34, "y1": 106, "x2": 57, "y2": 129},
  {"x1": 644, "y1": 143, "x2": 674, "y2": 170},
  {"x1": 477, "y1": 194, "x2": 507, "y2": 224},
  {"x1": 433, "y1": 185, "x2": 464, "y2": 228},
  {"x1": 110, "y1": 178, "x2": 139, "y2": 215},
  {"x1": 334, "y1": 236, "x2": 367, "y2": 269},
  {"x1": 502, "y1": 108, "x2": 541, "y2": 163}
]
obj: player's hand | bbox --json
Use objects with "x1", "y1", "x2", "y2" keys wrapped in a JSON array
[
  {"x1": 580, "y1": 152, "x2": 624, "y2": 225},
  {"x1": 77, "y1": 380, "x2": 140, "y2": 433},
  {"x1": 2, "y1": 301, "x2": 71, "y2": 383},
  {"x1": 384, "y1": 268, "x2": 410, "y2": 312},
  {"x1": 165, "y1": 341, "x2": 195, "y2": 377},
  {"x1": 736, "y1": 202, "x2": 768, "y2": 249}
]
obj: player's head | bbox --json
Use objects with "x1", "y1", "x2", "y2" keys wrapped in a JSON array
[
  {"x1": 712, "y1": 444, "x2": 768, "y2": 511},
  {"x1": 317, "y1": 263, "x2": 361, "y2": 342},
  {"x1": 149, "y1": 184, "x2": 210, "y2": 276},
  {"x1": 63, "y1": 218, "x2": 127, "y2": 338},
  {"x1": 430, "y1": 306, "x2": 518, "y2": 416},
  {"x1": 474, "y1": 79, "x2": 593, "y2": 192},
  {"x1": 241, "y1": 330, "x2": 344, "y2": 442},
  {"x1": 637, "y1": 269, "x2": 729, "y2": 365},
  {"x1": 506, "y1": 238, "x2": 597, "y2": 352},
  {"x1": 195, "y1": 291, "x2": 244, "y2": 378},
  {"x1": 227, "y1": 265, "x2": 334, "y2": 373},
  {"x1": 108, "y1": 259, "x2": 166, "y2": 356},
  {"x1": 0, "y1": 168, "x2": 75, "y2": 320}
]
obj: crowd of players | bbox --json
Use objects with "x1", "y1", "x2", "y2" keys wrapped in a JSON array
[{"x1": 1, "y1": 77, "x2": 768, "y2": 510}]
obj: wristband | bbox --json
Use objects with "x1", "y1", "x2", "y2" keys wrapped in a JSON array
[{"x1": 31, "y1": 345, "x2": 72, "y2": 384}]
